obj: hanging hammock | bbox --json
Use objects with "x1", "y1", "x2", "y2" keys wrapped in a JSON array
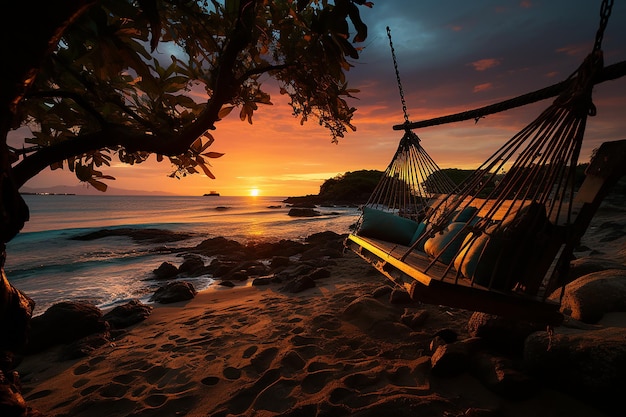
[
  {"x1": 346, "y1": 0, "x2": 625, "y2": 324},
  {"x1": 356, "y1": 27, "x2": 456, "y2": 242}
]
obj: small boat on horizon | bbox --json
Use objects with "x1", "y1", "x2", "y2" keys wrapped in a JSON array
[{"x1": 203, "y1": 191, "x2": 220, "y2": 197}]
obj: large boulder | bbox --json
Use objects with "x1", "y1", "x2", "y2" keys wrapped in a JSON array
[
  {"x1": 524, "y1": 326, "x2": 626, "y2": 416},
  {"x1": 553, "y1": 269, "x2": 626, "y2": 323},
  {"x1": 26, "y1": 301, "x2": 108, "y2": 354}
]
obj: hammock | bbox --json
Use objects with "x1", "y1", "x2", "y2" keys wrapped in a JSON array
[{"x1": 346, "y1": 0, "x2": 625, "y2": 324}]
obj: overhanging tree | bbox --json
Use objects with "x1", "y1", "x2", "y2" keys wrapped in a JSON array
[{"x1": 0, "y1": 0, "x2": 372, "y2": 353}]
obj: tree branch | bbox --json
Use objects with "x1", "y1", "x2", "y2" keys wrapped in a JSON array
[{"x1": 13, "y1": 0, "x2": 265, "y2": 189}]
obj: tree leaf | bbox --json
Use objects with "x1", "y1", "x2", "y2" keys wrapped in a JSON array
[
  {"x1": 198, "y1": 162, "x2": 216, "y2": 179},
  {"x1": 88, "y1": 178, "x2": 108, "y2": 192},
  {"x1": 202, "y1": 152, "x2": 225, "y2": 159},
  {"x1": 218, "y1": 106, "x2": 235, "y2": 118}
]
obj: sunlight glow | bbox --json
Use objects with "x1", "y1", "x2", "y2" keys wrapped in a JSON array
[{"x1": 250, "y1": 188, "x2": 260, "y2": 197}]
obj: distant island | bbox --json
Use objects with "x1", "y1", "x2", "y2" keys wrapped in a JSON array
[
  {"x1": 21, "y1": 192, "x2": 76, "y2": 196},
  {"x1": 203, "y1": 191, "x2": 220, "y2": 196}
]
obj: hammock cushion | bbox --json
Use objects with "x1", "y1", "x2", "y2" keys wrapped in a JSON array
[
  {"x1": 358, "y1": 207, "x2": 419, "y2": 246},
  {"x1": 455, "y1": 202, "x2": 552, "y2": 290},
  {"x1": 409, "y1": 221, "x2": 428, "y2": 246},
  {"x1": 452, "y1": 206, "x2": 479, "y2": 223},
  {"x1": 423, "y1": 222, "x2": 471, "y2": 265}
]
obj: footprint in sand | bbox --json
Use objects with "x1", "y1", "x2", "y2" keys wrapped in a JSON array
[
  {"x1": 226, "y1": 368, "x2": 281, "y2": 415},
  {"x1": 223, "y1": 366, "x2": 242, "y2": 380},
  {"x1": 112, "y1": 373, "x2": 137, "y2": 384},
  {"x1": 242, "y1": 345, "x2": 258, "y2": 358},
  {"x1": 250, "y1": 347, "x2": 279, "y2": 373},
  {"x1": 73, "y1": 364, "x2": 90, "y2": 375},
  {"x1": 99, "y1": 382, "x2": 129, "y2": 398},
  {"x1": 144, "y1": 393, "x2": 168, "y2": 407},
  {"x1": 25, "y1": 389, "x2": 52, "y2": 401},
  {"x1": 200, "y1": 376, "x2": 220, "y2": 386},
  {"x1": 301, "y1": 370, "x2": 335, "y2": 394},
  {"x1": 253, "y1": 378, "x2": 298, "y2": 413},
  {"x1": 72, "y1": 378, "x2": 90, "y2": 388}
]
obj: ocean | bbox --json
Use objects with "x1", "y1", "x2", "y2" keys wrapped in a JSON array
[{"x1": 5, "y1": 195, "x2": 360, "y2": 315}]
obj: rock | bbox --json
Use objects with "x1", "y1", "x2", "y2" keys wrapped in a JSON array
[
  {"x1": 401, "y1": 309, "x2": 429, "y2": 329},
  {"x1": 342, "y1": 296, "x2": 399, "y2": 331},
  {"x1": 467, "y1": 312, "x2": 545, "y2": 354},
  {"x1": 282, "y1": 276, "x2": 316, "y2": 293},
  {"x1": 153, "y1": 261, "x2": 179, "y2": 279},
  {"x1": 389, "y1": 287, "x2": 413, "y2": 304},
  {"x1": 430, "y1": 342, "x2": 470, "y2": 376},
  {"x1": 469, "y1": 352, "x2": 537, "y2": 400},
  {"x1": 371, "y1": 285, "x2": 393, "y2": 298},
  {"x1": 252, "y1": 277, "x2": 273, "y2": 286},
  {"x1": 270, "y1": 256, "x2": 291, "y2": 269},
  {"x1": 0, "y1": 379, "x2": 27, "y2": 417},
  {"x1": 275, "y1": 263, "x2": 315, "y2": 281},
  {"x1": 569, "y1": 257, "x2": 626, "y2": 281},
  {"x1": 306, "y1": 231, "x2": 343, "y2": 244},
  {"x1": 177, "y1": 255, "x2": 206, "y2": 276},
  {"x1": 524, "y1": 326, "x2": 626, "y2": 416},
  {"x1": 149, "y1": 281, "x2": 197, "y2": 304},
  {"x1": 552, "y1": 269, "x2": 626, "y2": 323},
  {"x1": 26, "y1": 301, "x2": 108, "y2": 354},
  {"x1": 103, "y1": 300, "x2": 153, "y2": 329},
  {"x1": 249, "y1": 240, "x2": 305, "y2": 259},
  {"x1": 193, "y1": 237, "x2": 246, "y2": 257},
  {"x1": 287, "y1": 208, "x2": 321, "y2": 217},
  {"x1": 306, "y1": 267, "x2": 331, "y2": 280}
]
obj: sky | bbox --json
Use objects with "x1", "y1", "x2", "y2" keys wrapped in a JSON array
[{"x1": 19, "y1": 0, "x2": 626, "y2": 197}]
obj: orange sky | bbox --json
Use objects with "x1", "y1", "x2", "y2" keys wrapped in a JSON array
[{"x1": 18, "y1": 1, "x2": 626, "y2": 197}]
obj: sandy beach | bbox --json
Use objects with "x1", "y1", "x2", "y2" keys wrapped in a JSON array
[{"x1": 10, "y1": 195, "x2": 625, "y2": 417}]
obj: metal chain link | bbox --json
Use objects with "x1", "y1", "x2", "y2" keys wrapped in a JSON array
[
  {"x1": 386, "y1": 26, "x2": 410, "y2": 124},
  {"x1": 593, "y1": 0, "x2": 613, "y2": 52}
]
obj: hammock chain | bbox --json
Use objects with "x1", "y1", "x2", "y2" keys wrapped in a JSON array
[
  {"x1": 594, "y1": 0, "x2": 613, "y2": 53},
  {"x1": 386, "y1": 26, "x2": 410, "y2": 125}
]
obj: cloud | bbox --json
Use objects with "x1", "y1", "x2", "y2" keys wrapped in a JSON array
[
  {"x1": 473, "y1": 83, "x2": 494, "y2": 93},
  {"x1": 470, "y1": 58, "x2": 501, "y2": 71}
]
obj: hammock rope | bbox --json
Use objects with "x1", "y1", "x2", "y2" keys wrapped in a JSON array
[{"x1": 358, "y1": 28, "x2": 455, "y2": 222}]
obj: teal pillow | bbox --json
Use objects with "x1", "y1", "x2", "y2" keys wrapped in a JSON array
[
  {"x1": 409, "y1": 222, "x2": 427, "y2": 247},
  {"x1": 453, "y1": 206, "x2": 478, "y2": 223},
  {"x1": 358, "y1": 207, "x2": 419, "y2": 246},
  {"x1": 424, "y1": 222, "x2": 471, "y2": 265}
]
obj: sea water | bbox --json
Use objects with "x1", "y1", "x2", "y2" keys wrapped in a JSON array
[{"x1": 6, "y1": 195, "x2": 360, "y2": 315}]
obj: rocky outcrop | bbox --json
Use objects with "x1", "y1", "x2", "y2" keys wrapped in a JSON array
[
  {"x1": 149, "y1": 281, "x2": 197, "y2": 304},
  {"x1": 26, "y1": 301, "x2": 108, "y2": 354}
]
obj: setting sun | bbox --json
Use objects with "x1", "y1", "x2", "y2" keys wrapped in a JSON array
[{"x1": 250, "y1": 188, "x2": 260, "y2": 197}]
